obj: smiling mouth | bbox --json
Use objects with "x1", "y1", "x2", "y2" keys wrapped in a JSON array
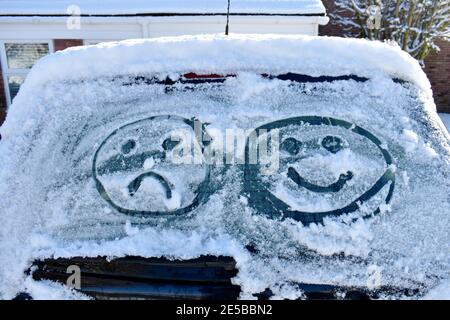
[
  {"x1": 287, "y1": 167, "x2": 353, "y2": 193},
  {"x1": 127, "y1": 171, "x2": 174, "y2": 199}
]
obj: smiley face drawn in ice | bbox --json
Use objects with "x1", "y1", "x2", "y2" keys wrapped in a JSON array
[
  {"x1": 92, "y1": 115, "x2": 210, "y2": 217},
  {"x1": 244, "y1": 116, "x2": 395, "y2": 225}
]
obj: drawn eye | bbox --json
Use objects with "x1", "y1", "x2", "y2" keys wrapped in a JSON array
[
  {"x1": 321, "y1": 136, "x2": 344, "y2": 154},
  {"x1": 121, "y1": 139, "x2": 136, "y2": 154},
  {"x1": 162, "y1": 137, "x2": 180, "y2": 151},
  {"x1": 280, "y1": 137, "x2": 302, "y2": 156}
]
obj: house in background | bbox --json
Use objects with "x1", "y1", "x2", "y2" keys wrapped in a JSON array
[{"x1": 0, "y1": 0, "x2": 448, "y2": 125}]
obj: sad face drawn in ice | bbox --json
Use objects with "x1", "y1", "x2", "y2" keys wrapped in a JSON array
[
  {"x1": 92, "y1": 115, "x2": 210, "y2": 217},
  {"x1": 244, "y1": 116, "x2": 395, "y2": 225}
]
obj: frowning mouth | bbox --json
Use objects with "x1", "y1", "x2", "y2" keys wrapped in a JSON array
[
  {"x1": 287, "y1": 167, "x2": 353, "y2": 193},
  {"x1": 127, "y1": 171, "x2": 174, "y2": 199}
]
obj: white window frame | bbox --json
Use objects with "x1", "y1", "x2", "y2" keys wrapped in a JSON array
[{"x1": 0, "y1": 40, "x2": 54, "y2": 107}]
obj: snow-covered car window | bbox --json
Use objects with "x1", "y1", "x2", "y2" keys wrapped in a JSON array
[{"x1": 0, "y1": 36, "x2": 449, "y2": 299}]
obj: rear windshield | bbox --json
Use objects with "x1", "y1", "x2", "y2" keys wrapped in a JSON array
[{"x1": 1, "y1": 73, "x2": 449, "y2": 297}]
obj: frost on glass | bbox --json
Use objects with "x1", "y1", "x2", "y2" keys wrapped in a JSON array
[
  {"x1": 244, "y1": 116, "x2": 395, "y2": 225},
  {"x1": 0, "y1": 74, "x2": 449, "y2": 298}
]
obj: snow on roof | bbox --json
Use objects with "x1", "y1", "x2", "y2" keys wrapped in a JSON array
[
  {"x1": 23, "y1": 34, "x2": 431, "y2": 96},
  {"x1": 0, "y1": 0, "x2": 326, "y2": 16}
]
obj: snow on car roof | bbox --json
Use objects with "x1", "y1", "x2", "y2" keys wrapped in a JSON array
[
  {"x1": 0, "y1": 0, "x2": 326, "y2": 16},
  {"x1": 21, "y1": 34, "x2": 431, "y2": 99}
]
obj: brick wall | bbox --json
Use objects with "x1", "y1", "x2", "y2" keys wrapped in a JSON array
[{"x1": 320, "y1": 0, "x2": 450, "y2": 113}]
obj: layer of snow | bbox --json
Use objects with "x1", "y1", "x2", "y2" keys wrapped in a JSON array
[
  {"x1": 0, "y1": 0, "x2": 326, "y2": 15},
  {"x1": 0, "y1": 35, "x2": 449, "y2": 300}
]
